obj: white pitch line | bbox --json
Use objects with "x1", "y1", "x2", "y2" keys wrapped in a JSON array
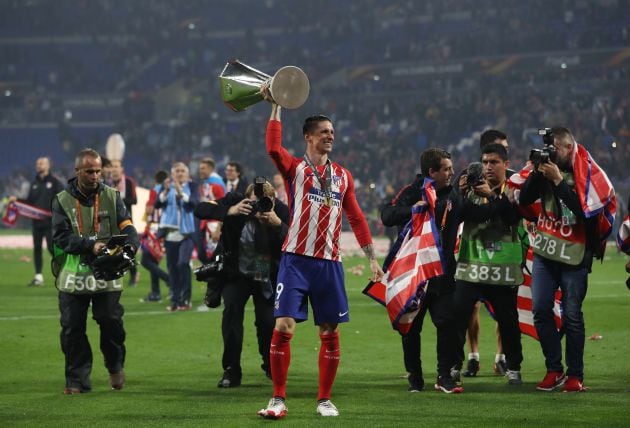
[
  {"x1": 2, "y1": 292, "x2": 627, "y2": 322},
  {"x1": 0, "y1": 309, "x2": 217, "y2": 322},
  {"x1": 0, "y1": 302, "x2": 389, "y2": 322}
]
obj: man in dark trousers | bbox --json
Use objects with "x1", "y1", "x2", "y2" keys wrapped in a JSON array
[
  {"x1": 194, "y1": 178, "x2": 289, "y2": 388},
  {"x1": 51, "y1": 148, "x2": 139, "y2": 394},
  {"x1": 381, "y1": 147, "x2": 512, "y2": 393},
  {"x1": 10, "y1": 157, "x2": 64, "y2": 286}
]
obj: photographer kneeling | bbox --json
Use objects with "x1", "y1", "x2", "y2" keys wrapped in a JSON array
[{"x1": 194, "y1": 177, "x2": 289, "y2": 388}]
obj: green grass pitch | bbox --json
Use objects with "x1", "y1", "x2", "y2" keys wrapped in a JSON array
[{"x1": 1, "y1": 247, "x2": 629, "y2": 427}]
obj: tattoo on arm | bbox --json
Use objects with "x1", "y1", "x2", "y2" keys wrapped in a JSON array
[{"x1": 362, "y1": 244, "x2": 376, "y2": 261}]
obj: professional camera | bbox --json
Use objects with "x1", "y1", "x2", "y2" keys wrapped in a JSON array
[
  {"x1": 194, "y1": 254, "x2": 225, "y2": 281},
  {"x1": 154, "y1": 170, "x2": 168, "y2": 185},
  {"x1": 92, "y1": 241, "x2": 136, "y2": 281},
  {"x1": 466, "y1": 162, "x2": 484, "y2": 187},
  {"x1": 529, "y1": 128, "x2": 557, "y2": 167},
  {"x1": 249, "y1": 176, "x2": 273, "y2": 215},
  {"x1": 539, "y1": 127, "x2": 555, "y2": 146}
]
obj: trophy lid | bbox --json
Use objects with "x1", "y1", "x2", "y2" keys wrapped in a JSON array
[{"x1": 269, "y1": 66, "x2": 310, "y2": 110}]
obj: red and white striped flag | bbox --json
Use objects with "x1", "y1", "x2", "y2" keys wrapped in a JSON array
[
  {"x1": 508, "y1": 143, "x2": 616, "y2": 244},
  {"x1": 2, "y1": 200, "x2": 52, "y2": 227},
  {"x1": 363, "y1": 178, "x2": 445, "y2": 334},
  {"x1": 508, "y1": 142, "x2": 616, "y2": 338},
  {"x1": 517, "y1": 246, "x2": 562, "y2": 339}
]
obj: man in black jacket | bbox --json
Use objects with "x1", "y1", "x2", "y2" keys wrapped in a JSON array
[
  {"x1": 194, "y1": 178, "x2": 289, "y2": 388},
  {"x1": 51, "y1": 148, "x2": 139, "y2": 394},
  {"x1": 223, "y1": 161, "x2": 248, "y2": 194},
  {"x1": 381, "y1": 148, "x2": 511, "y2": 394},
  {"x1": 10, "y1": 157, "x2": 64, "y2": 286},
  {"x1": 517, "y1": 127, "x2": 614, "y2": 392}
]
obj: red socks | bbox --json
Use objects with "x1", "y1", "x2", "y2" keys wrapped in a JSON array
[
  {"x1": 270, "y1": 329, "x2": 292, "y2": 399},
  {"x1": 270, "y1": 329, "x2": 340, "y2": 401},
  {"x1": 318, "y1": 331, "x2": 340, "y2": 401}
]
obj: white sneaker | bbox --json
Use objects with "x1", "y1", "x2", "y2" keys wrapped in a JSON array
[
  {"x1": 316, "y1": 399, "x2": 339, "y2": 417},
  {"x1": 257, "y1": 397, "x2": 287, "y2": 419}
]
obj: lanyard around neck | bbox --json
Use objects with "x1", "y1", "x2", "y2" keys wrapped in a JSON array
[
  {"x1": 76, "y1": 194, "x2": 100, "y2": 237},
  {"x1": 303, "y1": 153, "x2": 332, "y2": 197}
]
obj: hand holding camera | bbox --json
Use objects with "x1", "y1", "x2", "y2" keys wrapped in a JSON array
[
  {"x1": 529, "y1": 128, "x2": 557, "y2": 168},
  {"x1": 256, "y1": 209, "x2": 282, "y2": 227},
  {"x1": 92, "y1": 239, "x2": 136, "y2": 281},
  {"x1": 228, "y1": 198, "x2": 254, "y2": 216},
  {"x1": 464, "y1": 162, "x2": 493, "y2": 198},
  {"x1": 536, "y1": 160, "x2": 564, "y2": 186},
  {"x1": 529, "y1": 128, "x2": 563, "y2": 185},
  {"x1": 466, "y1": 162, "x2": 484, "y2": 188}
]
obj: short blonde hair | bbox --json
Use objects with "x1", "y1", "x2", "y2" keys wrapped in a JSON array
[{"x1": 245, "y1": 181, "x2": 275, "y2": 198}]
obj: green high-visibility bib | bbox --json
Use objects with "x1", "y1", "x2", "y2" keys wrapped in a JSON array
[
  {"x1": 53, "y1": 187, "x2": 123, "y2": 294},
  {"x1": 455, "y1": 192, "x2": 524, "y2": 286}
]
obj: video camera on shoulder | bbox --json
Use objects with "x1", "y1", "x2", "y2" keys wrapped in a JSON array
[
  {"x1": 249, "y1": 176, "x2": 273, "y2": 215},
  {"x1": 529, "y1": 128, "x2": 557, "y2": 168}
]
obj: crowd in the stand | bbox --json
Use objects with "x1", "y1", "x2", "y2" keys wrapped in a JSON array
[
  {"x1": 3, "y1": 81, "x2": 630, "y2": 231},
  {"x1": 2, "y1": 0, "x2": 630, "y2": 227},
  {"x1": 2, "y1": 0, "x2": 629, "y2": 92}
]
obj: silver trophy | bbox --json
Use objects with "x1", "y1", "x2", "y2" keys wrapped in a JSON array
[{"x1": 219, "y1": 60, "x2": 310, "y2": 112}]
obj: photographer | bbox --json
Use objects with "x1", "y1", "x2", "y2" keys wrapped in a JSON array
[
  {"x1": 194, "y1": 177, "x2": 289, "y2": 388},
  {"x1": 382, "y1": 148, "x2": 514, "y2": 394},
  {"x1": 453, "y1": 143, "x2": 525, "y2": 387},
  {"x1": 51, "y1": 148, "x2": 139, "y2": 394},
  {"x1": 515, "y1": 127, "x2": 616, "y2": 392}
]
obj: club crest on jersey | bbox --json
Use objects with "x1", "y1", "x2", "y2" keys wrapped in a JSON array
[{"x1": 332, "y1": 174, "x2": 342, "y2": 186}]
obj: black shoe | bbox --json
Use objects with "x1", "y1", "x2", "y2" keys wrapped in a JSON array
[
  {"x1": 408, "y1": 373, "x2": 424, "y2": 392},
  {"x1": 434, "y1": 375, "x2": 464, "y2": 394},
  {"x1": 463, "y1": 359, "x2": 479, "y2": 377},
  {"x1": 494, "y1": 360, "x2": 507, "y2": 375},
  {"x1": 261, "y1": 363, "x2": 272, "y2": 380},
  {"x1": 141, "y1": 294, "x2": 162, "y2": 302},
  {"x1": 217, "y1": 372, "x2": 241, "y2": 388}
]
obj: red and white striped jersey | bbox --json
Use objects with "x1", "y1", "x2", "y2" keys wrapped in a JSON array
[{"x1": 266, "y1": 120, "x2": 372, "y2": 261}]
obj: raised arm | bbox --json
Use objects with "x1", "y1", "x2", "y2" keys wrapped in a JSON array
[{"x1": 266, "y1": 104, "x2": 295, "y2": 177}]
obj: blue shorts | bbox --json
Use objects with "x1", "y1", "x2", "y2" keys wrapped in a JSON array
[{"x1": 274, "y1": 253, "x2": 348, "y2": 325}]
